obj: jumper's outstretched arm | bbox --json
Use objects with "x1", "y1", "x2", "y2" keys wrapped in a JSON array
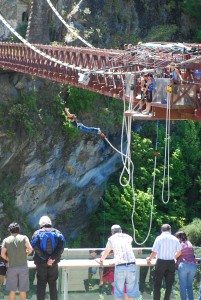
[{"x1": 64, "y1": 108, "x2": 77, "y2": 121}]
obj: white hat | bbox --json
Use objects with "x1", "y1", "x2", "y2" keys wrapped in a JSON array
[
  {"x1": 39, "y1": 216, "x2": 52, "y2": 227},
  {"x1": 111, "y1": 224, "x2": 121, "y2": 232}
]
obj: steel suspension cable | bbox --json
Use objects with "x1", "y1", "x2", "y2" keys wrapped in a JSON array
[{"x1": 45, "y1": 0, "x2": 94, "y2": 48}]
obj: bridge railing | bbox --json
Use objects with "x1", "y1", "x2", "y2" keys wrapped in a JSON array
[{"x1": 24, "y1": 247, "x2": 201, "y2": 300}]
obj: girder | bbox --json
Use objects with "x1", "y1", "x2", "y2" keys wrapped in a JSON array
[{"x1": 0, "y1": 42, "x2": 201, "y2": 121}]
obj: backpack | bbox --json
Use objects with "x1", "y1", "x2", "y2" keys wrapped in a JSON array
[
  {"x1": 39, "y1": 231, "x2": 58, "y2": 254},
  {"x1": 32, "y1": 228, "x2": 64, "y2": 256}
]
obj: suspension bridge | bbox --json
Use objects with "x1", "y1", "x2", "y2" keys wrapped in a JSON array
[{"x1": 0, "y1": 2, "x2": 201, "y2": 121}]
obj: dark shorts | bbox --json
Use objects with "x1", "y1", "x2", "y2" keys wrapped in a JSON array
[
  {"x1": 172, "y1": 84, "x2": 178, "y2": 94},
  {"x1": 147, "y1": 90, "x2": 152, "y2": 103},
  {"x1": 6, "y1": 265, "x2": 29, "y2": 292}
]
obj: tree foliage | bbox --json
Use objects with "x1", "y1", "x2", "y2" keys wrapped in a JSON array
[
  {"x1": 183, "y1": 219, "x2": 201, "y2": 247},
  {"x1": 84, "y1": 120, "x2": 201, "y2": 247}
]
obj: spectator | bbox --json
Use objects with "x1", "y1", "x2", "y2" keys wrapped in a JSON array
[
  {"x1": 169, "y1": 62, "x2": 182, "y2": 103},
  {"x1": 169, "y1": 62, "x2": 182, "y2": 84},
  {"x1": 0, "y1": 244, "x2": 6, "y2": 296},
  {"x1": 97, "y1": 224, "x2": 140, "y2": 300},
  {"x1": 1, "y1": 222, "x2": 33, "y2": 300},
  {"x1": 142, "y1": 73, "x2": 153, "y2": 115},
  {"x1": 31, "y1": 216, "x2": 65, "y2": 300},
  {"x1": 137, "y1": 72, "x2": 146, "y2": 112},
  {"x1": 175, "y1": 230, "x2": 197, "y2": 300},
  {"x1": 146, "y1": 224, "x2": 182, "y2": 300}
]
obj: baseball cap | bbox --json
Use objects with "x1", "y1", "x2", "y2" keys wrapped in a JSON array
[{"x1": 39, "y1": 216, "x2": 52, "y2": 227}]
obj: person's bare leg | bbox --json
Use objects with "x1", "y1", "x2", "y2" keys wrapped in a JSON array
[
  {"x1": 8, "y1": 291, "x2": 16, "y2": 300},
  {"x1": 19, "y1": 291, "x2": 27, "y2": 300}
]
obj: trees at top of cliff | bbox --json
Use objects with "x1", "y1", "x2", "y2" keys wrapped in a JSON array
[
  {"x1": 26, "y1": 0, "x2": 51, "y2": 44},
  {"x1": 181, "y1": 0, "x2": 201, "y2": 41}
]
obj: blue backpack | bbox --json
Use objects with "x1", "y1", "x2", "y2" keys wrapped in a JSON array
[
  {"x1": 32, "y1": 229, "x2": 65, "y2": 256},
  {"x1": 39, "y1": 231, "x2": 57, "y2": 254}
]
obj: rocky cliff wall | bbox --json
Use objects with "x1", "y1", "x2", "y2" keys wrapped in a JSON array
[{"x1": 0, "y1": 71, "x2": 123, "y2": 239}]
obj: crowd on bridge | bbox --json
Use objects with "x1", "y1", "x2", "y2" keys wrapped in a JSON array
[{"x1": 0, "y1": 219, "x2": 200, "y2": 300}]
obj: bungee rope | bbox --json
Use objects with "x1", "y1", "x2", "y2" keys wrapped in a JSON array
[
  {"x1": 161, "y1": 86, "x2": 171, "y2": 204},
  {"x1": 132, "y1": 121, "x2": 159, "y2": 245}
]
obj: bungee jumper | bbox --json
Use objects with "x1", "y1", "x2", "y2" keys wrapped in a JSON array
[{"x1": 64, "y1": 108, "x2": 106, "y2": 139}]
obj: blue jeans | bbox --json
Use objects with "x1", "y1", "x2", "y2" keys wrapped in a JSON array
[
  {"x1": 178, "y1": 262, "x2": 197, "y2": 300},
  {"x1": 114, "y1": 264, "x2": 140, "y2": 299},
  {"x1": 72, "y1": 121, "x2": 100, "y2": 134}
]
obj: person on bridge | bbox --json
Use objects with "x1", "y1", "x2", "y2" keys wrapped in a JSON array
[
  {"x1": 1, "y1": 222, "x2": 33, "y2": 300},
  {"x1": 169, "y1": 62, "x2": 183, "y2": 103},
  {"x1": 175, "y1": 230, "x2": 197, "y2": 300},
  {"x1": 96, "y1": 224, "x2": 140, "y2": 300},
  {"x1": 31, "y1": 216, "x2": 65, "y2": 300},
  {"x1": 146, "y1": 224, "x2": 182, "y2": 300},
  {"x1": 141, "y1": 73, "x2": 153, "y2": 115},
  {"x1": 64, "y1": 108, "x2": 106, "y2": 138}
]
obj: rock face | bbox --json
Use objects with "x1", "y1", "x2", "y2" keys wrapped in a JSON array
[
  {"x1": 0, "y1": 0, "x2": 137, "y2": 240},
  {"x1": 15, "y1": 136, "x2": 121, "y2": 238},
  {"x1": 0, "y1": 72, "x2": 122, "y2": 239}
]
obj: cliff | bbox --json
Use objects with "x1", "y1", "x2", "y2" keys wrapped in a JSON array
[{"x1": 0, "y1": 71, "x2": 124, "y2": 239}]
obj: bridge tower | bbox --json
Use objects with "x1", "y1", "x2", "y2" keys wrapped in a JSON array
[{"x1": 26, "y1": 0, "x2": 50, "y2": 44}]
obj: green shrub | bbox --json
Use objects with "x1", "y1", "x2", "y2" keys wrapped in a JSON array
[
  {"x1": 183, "y1": 218, "x2": 201, "y2": 246},
  {"x1": 145, "y1": 24, "x2": 178, "y2": 42}
]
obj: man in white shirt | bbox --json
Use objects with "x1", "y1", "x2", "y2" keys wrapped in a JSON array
[
  {"x1": 97, "y1": 224, "x2": 140, "y2": 300},
  {"x1": 146, "y1": 224, "x2": 182, "y2": 300}
]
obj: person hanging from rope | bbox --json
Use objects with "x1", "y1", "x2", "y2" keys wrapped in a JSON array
[{"x1": 64, "y1": 108, "x2": 106, "y2": 138}]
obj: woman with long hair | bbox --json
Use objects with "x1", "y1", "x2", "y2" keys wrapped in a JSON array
[{"x1": 175, "y1": 230, "x2": 197, "y2": 300}]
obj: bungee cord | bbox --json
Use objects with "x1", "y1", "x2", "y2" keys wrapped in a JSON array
[
  {"x1": 161, "y1": 88, "x2": 171, "y2": 204},
  {"x1": 131, "y1": 122, "x2": 159, "y2": 245}
]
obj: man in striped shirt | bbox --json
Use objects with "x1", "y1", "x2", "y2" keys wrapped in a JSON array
[{"x1": 146, "y1": 224, "x2": 181, "y2": 300}]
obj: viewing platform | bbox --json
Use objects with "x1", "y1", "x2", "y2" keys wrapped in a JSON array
[{"x1": 17, "y1": 247, "x2": 200, "y2": 300}]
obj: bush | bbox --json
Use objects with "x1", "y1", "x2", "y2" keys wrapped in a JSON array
[
  {"x1": 145, "y1": 24, "x2": 178, "y2": 42},
  {"x1": 183, "y1": 218, "x2": 201, "y2": 246}
]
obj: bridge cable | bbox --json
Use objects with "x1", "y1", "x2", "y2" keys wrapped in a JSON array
[
  {"x1": 0, "y1": 12, "x2": 89, "y2": 72},
  {"x1": 45, "y1": 0, "x2": 94, "y2": 48}
]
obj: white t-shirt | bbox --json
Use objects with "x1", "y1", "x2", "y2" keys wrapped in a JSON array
[{"x1": 106, "y1": 233, "x2": 135, "y2": 265}]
